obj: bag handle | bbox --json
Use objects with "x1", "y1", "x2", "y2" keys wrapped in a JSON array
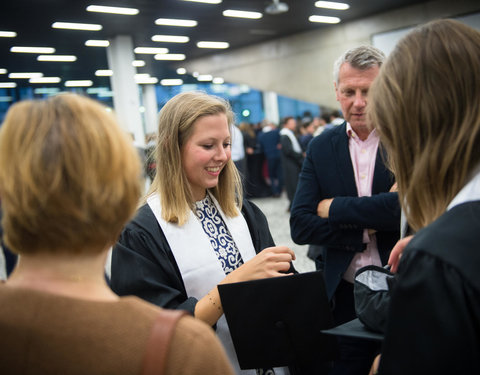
[{"x1": 141, "y1": 309, "x2": 188, "y2": 375}]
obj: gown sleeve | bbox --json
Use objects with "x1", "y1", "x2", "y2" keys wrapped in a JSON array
[
  {"x1": 110, "y1": 204, "x2": 198, "y2": 314},
  {"x1": 378, "y1": 249, "x2": 480, "y2": 374}
]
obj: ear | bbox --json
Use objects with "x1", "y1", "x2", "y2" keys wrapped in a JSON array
[{"x1": 334, "y1": 81, "x2": 340, "y2": 102}]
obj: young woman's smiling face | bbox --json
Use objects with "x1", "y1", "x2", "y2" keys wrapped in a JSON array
[{"x1": 181, "y1": 113, "x2": 231, "y2": 201}]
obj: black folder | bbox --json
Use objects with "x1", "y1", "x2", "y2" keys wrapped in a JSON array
[{"x1": 218, "y1": 271, "x2": 338, "y2": 370}]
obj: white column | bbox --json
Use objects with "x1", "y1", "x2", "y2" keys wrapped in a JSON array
[
  {"x1": 142, "y1": 84, "x2": 159, "y2": 135},
  {"x1": 262, "y1": 91, "x2": 280, "y2": 125},
  {"x1": 107, "y1": 35, "x2": 145, "y2": 147}
]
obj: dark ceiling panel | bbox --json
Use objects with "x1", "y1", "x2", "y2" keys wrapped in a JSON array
[{"x1": 0, "y1": 0, "x2": 434, "y2": 88}]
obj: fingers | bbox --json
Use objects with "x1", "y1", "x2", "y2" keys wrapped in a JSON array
[
  {"x1": 262, "y1": 246, "x2": 296, "y2": 261},
  {"x1": 388, "y1": 235, "x2": 413, "y2": 273}
]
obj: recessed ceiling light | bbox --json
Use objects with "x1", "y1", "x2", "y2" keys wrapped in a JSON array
[
  {"x1": 180, "y1": 0, "x2": 222, "y2": 3},
  {"x1": 0, "y1": 69, "x2": 7, "y2": 74},
  {"x1": 197, "y1": 74, "x2": 213, "y2": 81},
  {"x1": 212, "y1": 77, "x2": 224, "y2": 84},
  {"x1": 64, "y1": 80, "x2": 93, "y2": 87},
  {"x1": 155, "y1": 18, "x2": 198, "y2": 27},
  {"x1": 176, "y1": 68, "x2": 187, "y2": 74},
  {"x1": 315, "y1": 1, "x2": 350, "y2": 10},
  {"x1": 160, "y1": 79, "x2": 183, "y2": 86},
  {"x1": 135, "y1": 76, "x2": 159, "y2": 84},
  {"x1": 29, "y1": 77, "x2": 62, "y2": 84},
  {"x1": 8, "y1": 72, "x2": 43, "y2": 79},
  {"x1": 37, "y1": 55, "x2": 77, "y2": 62},
  {"x1": 154, "y1": 54, "x2": 186, "y2": 61},
  {"x1": 0, "y1": 31, "x2": 17, "y2": 38},
  {"x1": 86, "y1": 5, "x2": 139, "y2": 15},
  {"x1": 85, "y1": 40, "x2": 110, "y2": 47},
  {"x1": 95, "y1": 70, "x2": 113, "y2": 76},
  {"x1": 197, "y1": 41, "x2": 229, "y2": 49},
  {"x1": 152, "y1": 35, "x2": 190, "y2": 43},
  {"x1": 10, "y1": 46, "x2": 55, "y2": 54},
  {"x1": 52, "y1": 22, "x2": 102, "y2": 31},
  {"x1": 0, "y1": 82, "x2": 17, "y2": 88},
  {"x1": 134, "y1": 47, "x2": 169, "y2": 54},
  {"x1": 223, "y1": 10, "x2": 262, "y2": 19},
  {"x1": 132, "y1": 60, "x2": 145, "y2": 67},
  {"x1": 309, "y1": 15, "x2": 341, "y2": 24}
]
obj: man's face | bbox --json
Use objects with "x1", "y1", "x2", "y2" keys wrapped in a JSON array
[{"x1": 334, "y1": 62, "x2": 379, "y2": 137}]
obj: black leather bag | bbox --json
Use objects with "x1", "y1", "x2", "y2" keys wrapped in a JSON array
[{"x1": 354, "y1": 265, "x2": 396, "y2": 333}]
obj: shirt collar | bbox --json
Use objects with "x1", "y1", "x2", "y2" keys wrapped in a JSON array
[{"x1": 346, "y1": 122, "x2": 378, "y2": 142}]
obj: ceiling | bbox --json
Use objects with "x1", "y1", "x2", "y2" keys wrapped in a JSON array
[{"x1": 1, "y1": 0, "x2": 432, "y2": 89}]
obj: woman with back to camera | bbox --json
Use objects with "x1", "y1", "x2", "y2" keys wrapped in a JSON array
[
  {"x1": 368, "y1": 19, "x2": 480, "y2": 374},
  {"x1": 0, "y1": 93, "x2": 234, "y2": 375},
  {"x1": 111, "y1": 91, "x2": 296, "y2": 375}
]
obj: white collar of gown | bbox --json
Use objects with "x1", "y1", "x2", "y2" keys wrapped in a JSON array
[{"x1": 447, "y1": 168, "x2": 480, "y2": 210}]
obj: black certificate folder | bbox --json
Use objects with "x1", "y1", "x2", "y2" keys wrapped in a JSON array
[{"x1": 218, "y1": 271, "x2": 338, "y2": 370}]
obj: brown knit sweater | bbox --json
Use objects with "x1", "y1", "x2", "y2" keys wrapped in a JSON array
[{"x1": 0, "y1": 285, "x2": 234, "y2": 375}]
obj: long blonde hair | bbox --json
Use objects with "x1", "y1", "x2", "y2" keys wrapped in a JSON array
[
  {"x1": 147, "y1": 91, "x2": 243, "y2": 225},
  {"x1": 369, "y1": 19, "x2": 480, "y2": 231}
]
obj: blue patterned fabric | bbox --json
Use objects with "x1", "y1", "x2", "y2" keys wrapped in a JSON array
[{"x1": 194, "y1": 194, "x2": 244, "y2": 275}]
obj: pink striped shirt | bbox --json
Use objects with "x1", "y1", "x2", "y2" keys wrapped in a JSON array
[{"x1": 343, "y1": 124, "x2": 382, "y2": 283}]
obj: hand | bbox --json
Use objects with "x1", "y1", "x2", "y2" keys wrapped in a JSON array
[
  {"x1": 224, "y1": 246, "x2": 296, "y2": 283},
  {"x1": 388, "y1": 235, "x2": 413, "y2": 273},
  {"x1": 317, "y1": 198, "x2": 333, "y2": 218}
]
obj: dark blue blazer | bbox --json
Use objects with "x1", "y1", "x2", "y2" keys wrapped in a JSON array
[{"x1": 290, "y1": 123, "x2": 400, "y2": 299}]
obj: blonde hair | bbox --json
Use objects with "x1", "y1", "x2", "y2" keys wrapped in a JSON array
[
  {"x1": 147, "y1": 91, "x2": 242, "y2": 225},
  {"x1": 0, "y1": 93, "x2": 142, "y2": 254},
  {"x1": 369, "y1": 19, "x2": 480, "y2": 231}
]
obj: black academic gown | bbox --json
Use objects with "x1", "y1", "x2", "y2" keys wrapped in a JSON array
[
  {"x1": 379, "y1": 201, "x2": 480, "y2": 374},
  {"x1": 110, "y1": 198, "x2": 278, "y2": 314}
]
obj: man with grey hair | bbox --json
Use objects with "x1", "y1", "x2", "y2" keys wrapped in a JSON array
[{"x1": 290, "y1": 45, "x2": 400, "y2": 374}]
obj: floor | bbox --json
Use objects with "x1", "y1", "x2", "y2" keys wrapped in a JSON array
[{"x1": 250, "y1": 193, "x2": 316, "y2": 274}]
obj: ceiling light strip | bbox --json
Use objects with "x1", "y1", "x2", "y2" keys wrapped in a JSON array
[
  {"x1": 37, "y1": 55, "x2": 77, "y2": 62},
  {"x1": 223, "y1": 10, "x2": 262, "y2": 19},
  {"x1": 152, "y1": 35, "x2": 190, "y2": 43},
  {"x1": 161, "y1": 79, "x2": 183, "y2": 86},
  {"x1": 197, "y1": 41, "x2": 229, "y2": 49},
  {"x1": 0, "y1": 82, "x2": 17, "y2": 88},
  {"x1": 0, "y1": 31, "x2": 17, "y2": 37},
  {"x1": 308, "y1": 15, "x2": 341, "y2": 24},
  {"x1": 86, "y1": 5, "x2": 139, "y2": 15},
  {"x1": 10, "y1": 46, "x2": 55, "y2": 54},
  {"x1": 315, "y1": 1, "x2": 350, "y2": 10},
  {"x1": 8, "y1": 72, "x2": 43, "y2": 79},
  {"x1": 85, "y1": 40, "x2": 110, "y2": 47},
  {"x1": 154, "y1": 54, "x2": 186, "y2": 61},
  {"x1": 52, "y1": 22, "x2": 102, "y2": 31},
  {"x1": 64, "y1": 80, "x2": 93, "y2": 87},
  {"x1": 134, "y1": 47, "x2": 169, "y2": 54},
  {"x1": 180, "y1": 0, "x2": 222, "y2": 4},
  {"x1": 155, "y1": 18, "x2": 197, "y2": 27},
  {"x1": 29, "y1": 77, "x2": 62, "y2": 83}
]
